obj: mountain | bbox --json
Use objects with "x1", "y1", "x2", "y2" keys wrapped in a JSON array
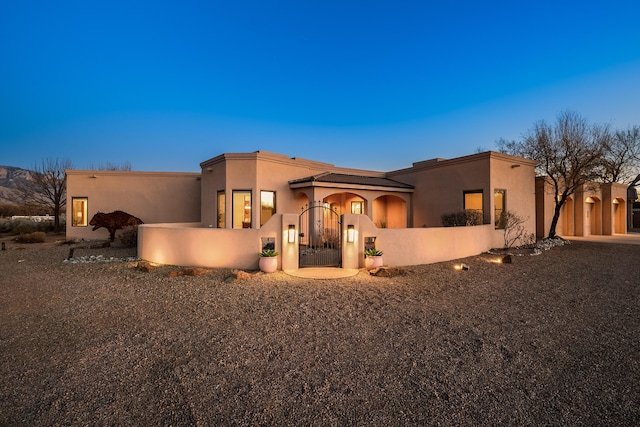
[{"x1": 0, "y1": 166, "x2": 35, "y2": 204}]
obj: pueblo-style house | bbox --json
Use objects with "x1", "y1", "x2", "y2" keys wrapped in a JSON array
[{"x1": 65, "y1": 150, "x2": 628, "y2": 271}]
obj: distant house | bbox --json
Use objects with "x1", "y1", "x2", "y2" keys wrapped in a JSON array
[{"x1": 66, "y1": 150, "x2": 540, "y2": 270}]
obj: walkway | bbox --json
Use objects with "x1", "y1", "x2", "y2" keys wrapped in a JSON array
[
  {"x1": 285, "y1": 268, "x2": 360, "y2": 279},
  {"x1": 564, "y1": 232, "x2": 640, "y2": 245}
]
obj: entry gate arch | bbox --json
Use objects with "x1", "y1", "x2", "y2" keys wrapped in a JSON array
[{"x1": 298, "y1": 201, "x2": 342, "y2": 267}]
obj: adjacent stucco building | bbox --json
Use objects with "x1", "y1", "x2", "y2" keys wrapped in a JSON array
[{"x1": 535, "y1": 177, "x2": 628, "y2": 238}]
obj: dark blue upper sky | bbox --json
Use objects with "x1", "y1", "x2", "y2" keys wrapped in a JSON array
[{"x1": 2, "y1": 0, "x2": 639, "y2": 172}]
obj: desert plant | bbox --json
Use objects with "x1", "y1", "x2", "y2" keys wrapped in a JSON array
[
  {"x1": 259, "y1": 249, "x2": 278, "y2": 257},
  {"x1": 501, "y1": 210, "x2": 535, "y2": 248},
  {"x1": 364, "y1": 248, "x2": 383, "y2": 257},
  {"x1": 441, "y1": 210, "x2": 483, "y2": 227},
  {"x1": 14, "y1": 231, "x2": 46, "y2": 243}
]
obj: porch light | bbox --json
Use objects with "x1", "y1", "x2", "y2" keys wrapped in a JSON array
[
  {"x1": 347, "y1": 225, "x2": 355, "y2": 243},
  {"x1": 288, "y1": 224, "x2": 296, "y2": 243}
]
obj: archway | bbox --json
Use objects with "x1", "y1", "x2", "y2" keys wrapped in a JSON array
[
  {"x1": 560, "y1": 197, "x2": 574, "y2": 236},
  {"x1": 613, "y1": 198, "x2": 626, "y2": 234},
  {"x1": 585, "y1": 196, "x2": 602, "y2": 236},
  {"x1": 372, "y1": 195, "x2": 408, "y2": 228}
]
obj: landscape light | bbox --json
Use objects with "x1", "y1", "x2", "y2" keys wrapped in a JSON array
[
  {"x1": 347, "y1": 225, "x2": 355, "y2": 243},
  {"x1": 288, "y1": 224, "x2": 296, "y2": 243}
]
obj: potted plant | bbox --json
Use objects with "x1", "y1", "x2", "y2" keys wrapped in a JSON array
[
  {"x1": 364, "y1": 248, "x2": 383, "y2": 270},
  {"x1": 259, "y1": 249, "x2": 278, "y2": 273}
]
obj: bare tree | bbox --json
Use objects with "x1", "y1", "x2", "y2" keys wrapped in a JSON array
[
  {"x1": 88, "y1": 161, "x2": 133, "y2": 171},
  {"x1": 18, "y1": 158, "x2": 74, "y2": 233},
  {"x1": 497, "y1": 111, "x2": 610, "y2": 238},
  {"x1": 500, "y1": 210, "x2": 535, "y2": 248},
  {"x1": 599, "y1": 125, "x2": 640, "y2": 185}
]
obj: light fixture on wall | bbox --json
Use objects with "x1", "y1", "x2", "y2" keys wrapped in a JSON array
[
  {"x1": 347, "y1": 225, "x2": 355, "y2": 243},
  {"x1": 288, "y1": 224, "x2": 296, "y2": 243}
]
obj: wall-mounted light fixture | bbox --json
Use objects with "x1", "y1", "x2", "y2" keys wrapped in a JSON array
[
  {"x1": 89, "y1": 174, "x2": 98, "y2": 179},
  {"x1": 347, "y1": 225, "x2": 355, "y2": 243},
  {"x1": 288, "y1": 224, "x2": 296, "y2": 243}
]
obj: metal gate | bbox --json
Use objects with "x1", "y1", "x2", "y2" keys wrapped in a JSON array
[{"x1": 299, "y1": 201, "x2": 341, "y2": 267}]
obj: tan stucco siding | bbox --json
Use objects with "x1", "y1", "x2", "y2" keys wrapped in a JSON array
[
  {"x1": 536, "y1": 179, "x2": 627, "y2": 238},
  {"x1": 391, "y1": 154, "x2": 493, "y2": 227},
  {"x1": 489, "y1": 156, "x2": 536, "y2": 247},
  {"x1": 66, "y1": 170, "x2": 201, "y2": 241}
]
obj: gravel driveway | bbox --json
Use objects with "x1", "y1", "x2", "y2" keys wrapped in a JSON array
[{"x1": 1, "y1": 236, "x2": 639, "y2": 426}]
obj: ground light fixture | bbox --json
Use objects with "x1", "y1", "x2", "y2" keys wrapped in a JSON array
[
  {"x1": 288, "y1": 224, "x2": 296, "y2": 243},
  {"x1": 347, "y1": 225, "x2": 355, "y2": 243}
]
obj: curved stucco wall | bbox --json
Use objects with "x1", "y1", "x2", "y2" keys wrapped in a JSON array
[{"x1": 140, "y1": 214, "x2": 499, "y2": 270}]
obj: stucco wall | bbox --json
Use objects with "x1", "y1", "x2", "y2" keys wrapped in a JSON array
[
  {"x1": 66, "y1": 170, "x2": 201, "y2": 241},
  {"x1": 139, "y1": 214, "x2": 500, "y2": 270},
  {"x1": 342, "y1": 214, "x2": 496, "y2": 268}
]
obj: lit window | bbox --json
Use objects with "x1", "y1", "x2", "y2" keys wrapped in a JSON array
[
  {"x1": 72, "y1": 197, "x2": 88, "y2": 227},
  {"x1": 494, "y1": 189, "x2": 506, "y2": 229},
  {"x1": 232, "y1": 190, "x2": 252, "y2": 229},
  {"x1": 351, "y1": 201, "x2": 363, "y2": 214},
  {"x1": 464, "y1": 190, "x2": 483, "y2": 214},
  {"x1": 260, "y1": 191, "x2": 276, "y2": 226},
  {"x1": 217, "y1": 191, "x2": 225, "y2": 228}
]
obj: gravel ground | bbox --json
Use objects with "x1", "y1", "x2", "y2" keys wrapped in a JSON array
[{"x1": 1, "y1": 235, "x2": 639, "y2": 426}]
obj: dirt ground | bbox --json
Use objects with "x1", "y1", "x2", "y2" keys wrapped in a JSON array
[{"x1": 0, "y1": 235, "x2": 638, "y2": 426}]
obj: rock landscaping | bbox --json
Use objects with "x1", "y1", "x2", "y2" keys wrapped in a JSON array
[{"x1": 1, "y1": 234, "x2": 638, "y2": 426}]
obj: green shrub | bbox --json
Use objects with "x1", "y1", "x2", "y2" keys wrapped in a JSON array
[
  {"x1": 0, "y1": 218, "x2": 11, "y2": 234},
  {"x1": 259, "y1": 249, "x2": 278, "y2": 257},
  {"x1": 11, "y1": 219, "x2": 39, "y2": 235},
  {"x1": 14, "y1": 231, "x2": 46, "y2": 243},
  {"x1": 441, "y1": 210, "x2": 483, "y2": 227}
]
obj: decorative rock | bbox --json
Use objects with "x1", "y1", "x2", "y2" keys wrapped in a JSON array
[
  {"x1": 136, "y1": 261, "x2": 156, "y2": 272},
  {"x1": 168, "y1": 267, "x2": 210, "y2": 277},
  {"x1": 369, "y1": 267, "x2": 406, "y2": 277},
  {"x1": 231, "y1": 269, "x2": 262, "y2": 281}
]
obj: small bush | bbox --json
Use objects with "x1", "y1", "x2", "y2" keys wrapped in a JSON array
[
  {"x1": 12, "y1": 219, "x2": 40, "y2": 235},
  {"x1": 501, "y1": 210, "x2": 536, "y2": 248},
  {"x1": 119, "y1": 226, "x2": 139, "y2": 248},
  {"x1": 14, "y1": 231, "x2": 46, "y2": 243},
  {"x1": 441, "y1": 210, "x2": 483, "y2": 227},
  {"x1": 0, "y1": 218, "x2": 11, "y2": 234}
]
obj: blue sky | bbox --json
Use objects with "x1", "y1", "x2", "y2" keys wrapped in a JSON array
[{"x1": 1, "y1": 0, "x2": 639, "y2": 172}]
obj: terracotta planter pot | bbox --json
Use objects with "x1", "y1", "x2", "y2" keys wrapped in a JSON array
[
  {"x1": 259, "y1": 256, "x2": 278, "y2": 273},
  {"x1": 365, "y1": 256, "x2": 383, "y2": 270}
]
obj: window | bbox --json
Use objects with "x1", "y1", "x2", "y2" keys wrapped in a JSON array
[
  {"x1": 217, "y1": 191, "x2": 225, "y2": 228},
  {"x1": 494, "y1": 189, "x2": 506, "y2": 229},
  {"x1": 71, "y1": 197, "x2": 88, "y2": 227},
  {"x1": 351, "y1": 201, "x2": 364, "y2": 214},
  {"x1": 463, "y1": 190, "x2": 483, "y2": 214},
  {"x1": 260, "y1": 191, "x2": 276, "y2": 226},
  {"x1": 232, "y1": 190, "x2": 252, "y2": 229}
]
